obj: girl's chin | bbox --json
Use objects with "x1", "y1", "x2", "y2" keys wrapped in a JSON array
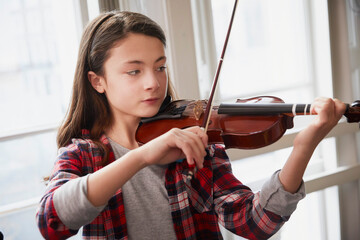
[{"x1": 140, "y1": 110, "x2": 160, "y2": 118}]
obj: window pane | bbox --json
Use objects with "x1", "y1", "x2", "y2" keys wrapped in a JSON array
[
  {"x1": 0, "y1": 205, "x2": 82, "y2": 239},
  {"x1": 277, "y1": 187, "x2": 340, "y2": 240},
  {"x1": 347, "y1": 0, "x2": 360, "y2": 100},
  {"x1": 0, "y1": 0, "x2": 78, "y2": 134},
  {"x1": 210, "y1": 0, "x2": 312, "y2": 102},
  {"x1": 0, "y1": 131, "x2": 57, "y2": 205},
  {"x1": 0, "y1": 206, "x2": 44, "y2": 239},
  {"x1": 230, "y1": 137, "x2": 337, "y2": 190}
]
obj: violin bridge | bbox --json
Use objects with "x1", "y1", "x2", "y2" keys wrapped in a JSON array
[{"x1": 193, "y1": 100, "x2": 204, "y2": 120}]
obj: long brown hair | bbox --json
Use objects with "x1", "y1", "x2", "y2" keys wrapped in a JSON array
[{"x1": 57, "y1": 11, "x2": 176, "y2": 165}]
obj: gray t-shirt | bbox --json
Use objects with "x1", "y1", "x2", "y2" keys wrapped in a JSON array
[{"x1": 109, "y1": 138, "x2": 177, "y2": 240}]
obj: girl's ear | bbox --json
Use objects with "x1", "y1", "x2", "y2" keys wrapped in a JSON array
[{"x1": 88, "y1": 71, "x2": 105, "y2": 93}]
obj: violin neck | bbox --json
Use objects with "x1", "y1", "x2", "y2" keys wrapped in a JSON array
[
  {"x1": 218, "y1": 103, "x2": 312, "y2": 116},
  {"x1": 218, "y1": 102, "x2": 360, "y2": 123}
]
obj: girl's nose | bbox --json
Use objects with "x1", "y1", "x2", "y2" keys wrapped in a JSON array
[{"x1": 144, "y1": 72, "x2": 160, "y2": 90}]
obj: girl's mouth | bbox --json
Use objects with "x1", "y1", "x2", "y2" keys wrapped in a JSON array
[{"x1": 143, "y1": 97, "x2": 160, "y2": 104}]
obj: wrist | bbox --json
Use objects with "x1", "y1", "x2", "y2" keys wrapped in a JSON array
[
  {"x1": 130, "y1": 147, "x2": 150, "y2": 169},
  {"x1": 293, "y1": 124, "x2": 328, "y2": 149}
]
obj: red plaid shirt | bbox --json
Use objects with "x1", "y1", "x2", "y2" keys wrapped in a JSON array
[{"x1": 36, "y1": 130, "x2": 287, "y2": 239}]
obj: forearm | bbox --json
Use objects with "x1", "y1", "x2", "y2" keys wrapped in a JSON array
[
  {"x1": 53, "y1": 175, "x2": 106, "y2": 229},
  {"x1": 87, "y1": 148, "x2": 147, "y2": 206},
  {"x1": 279, "y1": 144, "x2": 315, "y2": 193},
  {"x1": 37, "y1": 180, "x2": 80, "y2": 238},
  {"x1": 279, "y1": 125, "x2": 324, "y2": 193}
]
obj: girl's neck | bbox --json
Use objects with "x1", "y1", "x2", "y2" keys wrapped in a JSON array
[{"x1": 105, "y1": 117, "x2": 140, "y2": 150}]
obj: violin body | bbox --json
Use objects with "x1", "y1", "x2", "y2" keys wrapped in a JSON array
[{"x1": 136, "y1": 96, "x2": 296, "y2": 149}]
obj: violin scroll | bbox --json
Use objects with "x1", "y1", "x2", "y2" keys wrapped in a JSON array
[{"x1": 344, "y1": 100, "x2": 360, "y2": 124}]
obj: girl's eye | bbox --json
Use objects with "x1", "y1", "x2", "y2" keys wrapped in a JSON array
[
  {"x1": 127, "y1": 70, "x2": 140, "y2": 76},
  {"x1": 157, "y1": 65, "x2": 167, "y2": 72}
]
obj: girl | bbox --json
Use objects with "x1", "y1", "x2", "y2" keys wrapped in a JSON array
[{"x1": 36, "y1": 11, "x2": 346, "y2": 239}]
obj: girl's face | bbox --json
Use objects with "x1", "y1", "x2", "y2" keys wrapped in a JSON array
[{"x1": 90, "y1": 33, "x2": 168, "y2": 122}]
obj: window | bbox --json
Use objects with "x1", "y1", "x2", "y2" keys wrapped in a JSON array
[{"x1": 0, "y1": 0, "x2": 80, "y2": 238}]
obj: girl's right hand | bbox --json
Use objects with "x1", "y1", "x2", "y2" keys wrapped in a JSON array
[{"x1": 138, "y1": 126, "x2": 208, "y2": 169}]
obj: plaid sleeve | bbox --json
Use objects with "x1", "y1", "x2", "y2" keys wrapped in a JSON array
[
  {"x1": 36, "y1": 143, "x2": 85, "y2": 239},
  {"x1": 211, "y1": 144, "x2": 286, "y2": 240}
]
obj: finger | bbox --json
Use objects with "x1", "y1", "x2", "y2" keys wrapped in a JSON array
[
  {"x1": 185, "y1": 126, "x2": 208, "y2": 148},
  {"x1": 311, "y1": 98, "x2": 346, "y2": 128},
  {"x1": 313, "y1": 98, "x2": 335, "y2": 116},
  {"x1": 181, "y1": 127, "x2": 208, "y2": 159},
  {"x1": 310, "y1": 98, "x2": 320, "y2": 115},
  {"x1": 180, "y1": 130, "x2": 206, "y2": 169},
  {"x1": 184, "y1": 137, "x2": 205, "y2": 169},
  {"x1": 333, "y1": 98, "x2": 347, "y2": 116},
  {"x1": 170, "y1": 129, "x2": 205, "y2": 168},
  {"x1": 197, "y1": 127, "x2": 208, "y2": 147},
  {"x1": 310, "y1": 97, "x2": 329, "y2": 115}
]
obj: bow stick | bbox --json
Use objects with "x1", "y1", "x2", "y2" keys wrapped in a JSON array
[{"x1": 187, "y1": 0, "x2": 239, "y2": 179}]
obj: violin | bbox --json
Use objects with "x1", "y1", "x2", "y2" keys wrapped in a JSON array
[{"x1": 136, "y1": 96, "x2": 360, "y2": 149}]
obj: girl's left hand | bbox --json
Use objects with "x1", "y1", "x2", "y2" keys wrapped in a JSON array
[
  {"x1": 294, "y1": 97, "x2": 347, "y2": 147},
  {"x1": 278, "y1": 97, "x2": 347, "y2": 193}
]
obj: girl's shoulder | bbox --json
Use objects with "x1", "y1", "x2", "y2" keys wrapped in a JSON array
[
  {"x1": 58, "y1": 129, "x2": 110, "y2": 159},
  {"x1": 66, "y1": 129, "x2": 108, "y2": 147},
  {"x1": 55, "y1": 130, "x2": 111, "y2": 173}
]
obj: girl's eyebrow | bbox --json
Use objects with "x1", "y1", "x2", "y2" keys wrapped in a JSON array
[
  {"x1": 155, "y1": 56, "x2": 167, "y2": 63},
  {"x1": 125, "y1": 56, "x2": 167, "y2": 65}
]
